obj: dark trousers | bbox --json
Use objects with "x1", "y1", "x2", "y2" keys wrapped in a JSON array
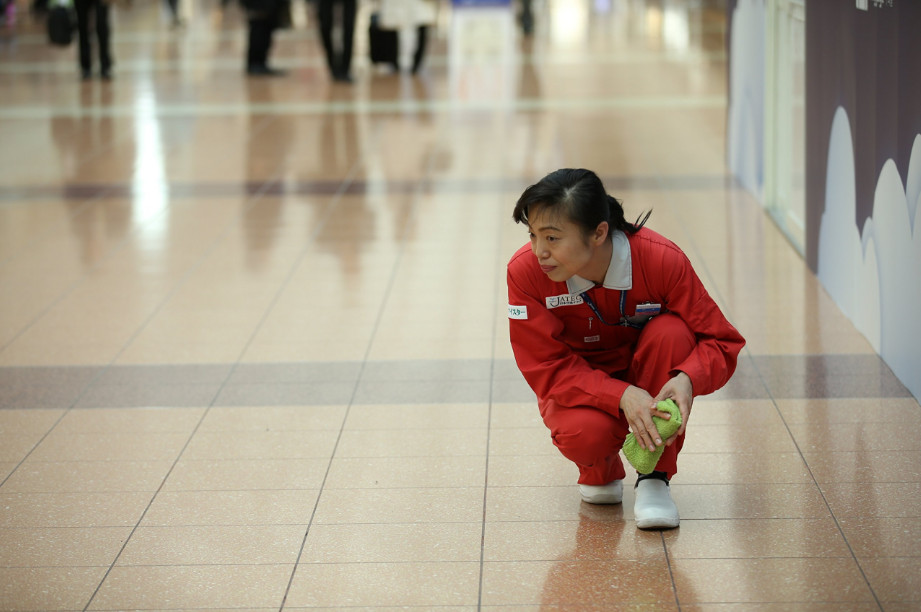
[
  {"x1": 247, "y1": 17, "x2": 276, "y2": 68},
  {"x1": 412, "y1": 24, "x2": 427, "y2": 73},
  {"x1": 74, "y1": 0, "x2": 112, "y2": 74},
  {"x1": 317, "y1": 0, "x2": 356, "y2": 76}
]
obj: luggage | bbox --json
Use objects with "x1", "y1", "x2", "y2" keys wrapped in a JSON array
[
  {"x1": 46, "y1": 0, "x2": 74, "y2": 46},
  {"x1": 368, "y1": 12, "x2": 398, "y2": 67}
]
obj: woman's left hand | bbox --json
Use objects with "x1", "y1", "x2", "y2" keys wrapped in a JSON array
[{"x1": 656, "y1": 371, "x2": 693, "y2": 444}]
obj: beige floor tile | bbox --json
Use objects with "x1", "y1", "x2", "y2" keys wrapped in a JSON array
[
  {"x1": 336, "y1": 428, "x2": 489, "y2": 457},
  {"x1": 162, "y1": 457, "x2": 330, "y2": 491},
  {"x1": 300, "y1": 522, "x2": 482, "y2": 563},
  {"x1": 839, "y1": 516, "x2": 921, "y2": 558},
  {"x1": 789, "y1": 422, "x2": 921, "y2": 452},
  {"x1": 88, "y1": 564, "x2": 293, "y2": 610},
  {"x1": 324, "y1": 455, "x2": 487, "y2": 489},
  {"x1": 675, "y1": 452, "x2": 813, "y2": 484},
  {"x1": 821, "y1": 482, "x2": 921, "y2": 518},
  {"x1": 344, "y1": 402, "x2": 490, "y2": 430},
  {"x1": 181, "y1": 429, "x2": 338, "y2": 460},
  {"x1": 0, "y1": 462, "x2": 17, "y2": 481},
  {"x1": 678, "y1": 604, "x2": 880, "y2": 612},
  {"x1": 674, "y1": 483, "x2": 833, "y2": 520},
  {"x1": 313, "y1": 486, "x2": 484, "y2": 524},
  {"x1": 0, "y1": 431, "x2": 47, "y2": 462},
  {"x1": 670, "y1": 558, "x2": 876, "y2": 604},
  {"x1": 484, "y1": 519, "x2": 663, "y2": 562},
  {"x1": 663, "y1": 518, "x2": 850, "y2": 559},
  {"x1": 489, "y1": 403, "x2": 545, "y2": 429},
  {"x1": 0, "y1": 492, "x2": 153, "y2": 528},
  {"x1": 28, "y1": 431, "x2": 191, "y2": 462},
  {"x1": 480, "y1": 559, "x2": 674, "y2": 606},
  {"x1": 487, "y1": 453, "x2": 579, "y2": 487},
  {"x1": 683, "y1": 422, "x2": 799, "y2": 453},
  {"x1": 489, "y1": 426, "x2": 559, "y2": 456},
  {"x1": 859, "y1": 557, "x2": 921, "y2": 603},
  {"x1": 117, "y1": 524, "x2": 305, "y2": 565},
  {"x1": 486, "y1": 486, "x2": 621, "y2": 523},
  {"x1": 803, "y1": 451, "x2": 921, "y2": 483},
  {"x1": 0, "y1": 409, "x2": 65, "y2": 461},
  {"x1": 0, "y1": 460, "x2": 172, "y2": 493},
  {"x1": 0, "y1": 527, "x2": 132, "y2": 567},
  {"x1": 0, "y1": 408, "x2": 65, "y2": 434},
  {"x1": 198, "y1": 405, "x2": 347, "y2": 431},
  {"x1": 776, "y1": 398, "x2": 921, "y2": 424},
  {"x1": 285, "y1": 562, "x2": 481, "y2": 607},
  {"x1": 140, "y1": 489, "x2": 320, "y2": 526},
  {"x1": 0, "y1": 566, "x2": 108, "y2": 611},
  {"x1": 681, "y1": 399, "x2": 782, "y2": 423},
  {"x1": 55, "y1": 407, "x2": 205, "y2": 433}
]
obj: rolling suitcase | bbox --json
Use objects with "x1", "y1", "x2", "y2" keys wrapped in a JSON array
[{"x1": 368, "y1": 12, "x2": 398, "y2": 67}]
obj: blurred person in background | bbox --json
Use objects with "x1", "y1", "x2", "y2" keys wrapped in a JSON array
[
  {"x1": 378, "y1": 0, "x2": 436, "y2": 74},
  {"x1": 74, "y1": 0, "x2": 114, "y2": 79},
  {"x1": 243, "y1": 0, "x2": 288, "y2": 75},
  {"x1": 317, "y1": 0, "x2": 356, "y2": 83}
]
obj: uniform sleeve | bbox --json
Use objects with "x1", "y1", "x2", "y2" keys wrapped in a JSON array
[
  {"x1": 652, "y1": 245, "x2": 745, "y2": 396},
  {"x1": 507, "y1": 263, "x2": 629, "y2": 415}
]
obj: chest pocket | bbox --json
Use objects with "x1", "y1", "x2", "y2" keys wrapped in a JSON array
[{"x1": 557, "y1": 308, "x2": 637, "y2": 349}]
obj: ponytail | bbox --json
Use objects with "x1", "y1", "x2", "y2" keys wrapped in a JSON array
[{"x1": 606, "y1": 195, "x2": 651, "y2": 235}]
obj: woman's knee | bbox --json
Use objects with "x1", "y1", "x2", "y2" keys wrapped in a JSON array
[
  {"x1": 629, "y1": 313, "x2": 696, "y2": 391},
  {"x1": 642, "y1": 313, "x2": 694, "y2": 346},
  {"x1": 542, "y1": 405, "x2": 625, "y2": 463}
]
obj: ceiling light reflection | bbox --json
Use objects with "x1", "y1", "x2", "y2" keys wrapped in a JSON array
[
  {"x1": 549, "y1": 0, "x2": 590, "y2": 48},
  {"x1": 131, "y1": 82, "x2": 169, "y2": 255}
]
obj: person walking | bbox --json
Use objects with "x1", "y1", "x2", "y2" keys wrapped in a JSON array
[
  {"x1": 243, "y1": 0, "x2": 287, "y2": 76},
  {"x1": 316, "y1": 0, "x2": 356, "y2": 82},
  {"x1": 378, "y1": 0, "x2": 436, "y2": 74},
  {"x1": 74, "y1": 0, "x2": 113, "y2": 79}
]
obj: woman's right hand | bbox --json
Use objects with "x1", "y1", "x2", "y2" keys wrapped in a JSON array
[{"x1": 619, "y1": 385, "x2": 671, "y2": 452}]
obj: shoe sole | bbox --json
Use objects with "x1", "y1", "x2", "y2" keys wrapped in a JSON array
[
  {"x1": 580, "y1": 494, "x2": 622, "y2": 505},
  {"x1": 636, "y1": 516, "x2": 680, "y2": 530}
]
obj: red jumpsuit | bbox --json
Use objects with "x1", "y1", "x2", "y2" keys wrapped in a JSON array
[{"x1": 507, "y1": 227, "x2": 745, "y2": 485}]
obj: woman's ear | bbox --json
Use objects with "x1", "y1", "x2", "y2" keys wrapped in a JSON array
[{"x1": 592, "y1": 221, "x2": 610, "y2": 245}]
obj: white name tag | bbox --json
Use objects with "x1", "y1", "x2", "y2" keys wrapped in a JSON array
[
  {"x1": 546, "y1": 294, "x2": 584, "y2": 309},
  {"x1": 508, "y1": 305, "x2": 528, "y2": 320}
]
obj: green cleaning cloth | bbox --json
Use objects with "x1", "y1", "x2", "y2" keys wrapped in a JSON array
[{"x1": 622, "y1": 398, "x2": 682, "y2": 474}]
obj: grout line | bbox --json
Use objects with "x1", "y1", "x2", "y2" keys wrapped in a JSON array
[
  {"x1": 476, "y1": 189, "x2": 508, "y2": 611},
  {"x1": 276, "y1": 146, "x2": 431, "y2": 610},
  {"x1": 79, "y1": 139, "x2": 289, "y2": 611}
]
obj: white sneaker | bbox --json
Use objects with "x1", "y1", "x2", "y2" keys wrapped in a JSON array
[
  {"x1": 634, "y1": 478, "x2": 679, "y2": 529},
  {"x1": 579, "y1": 480, "x2": 623, "y2": 504}
]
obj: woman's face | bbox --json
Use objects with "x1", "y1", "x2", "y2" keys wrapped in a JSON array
[{"x1": 528, "y1": 209, "x2": 608, "y2": 283}]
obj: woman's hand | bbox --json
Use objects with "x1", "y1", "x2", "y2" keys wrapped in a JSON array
[
  {"x1": 656, "y1": 371, "x2": 694, "y2": 444},
  {"x1": 619, "y1": 385, "x2": 673, "y2": 452}
]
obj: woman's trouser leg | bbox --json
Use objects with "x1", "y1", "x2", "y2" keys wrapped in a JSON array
[
  {"x1": 74, "y1": 0, "x2": 92, "y2": 73},
  {"x1": 625, "y1": 313, "x2": 696, "y2": 478},
  {"x1": 537, "y1": 313, "x2": 697, "y2": 484},
  {"x1": 247, "y1": 18, "x2": 272, "y2": 68},
  {"x1": 95, "y1": 0, "x2": 111, "y2": 73}
]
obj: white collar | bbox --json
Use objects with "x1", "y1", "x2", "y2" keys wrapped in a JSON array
[{"x1": 565, "y1": 230, "x2": 632, "y2": 295}]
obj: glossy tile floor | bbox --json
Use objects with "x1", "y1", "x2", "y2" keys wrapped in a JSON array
[{"x1": 1, "y1": 0, "x2": 919, "y2": 610}]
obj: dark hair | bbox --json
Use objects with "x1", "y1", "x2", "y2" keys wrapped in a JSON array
[{"x1": 512, "y1": 168, "x2": 650, "y2": 238}]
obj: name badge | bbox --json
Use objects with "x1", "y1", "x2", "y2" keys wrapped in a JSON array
[{"x1": 508, "y1": 305, "x2": 528, "y2": 320}]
